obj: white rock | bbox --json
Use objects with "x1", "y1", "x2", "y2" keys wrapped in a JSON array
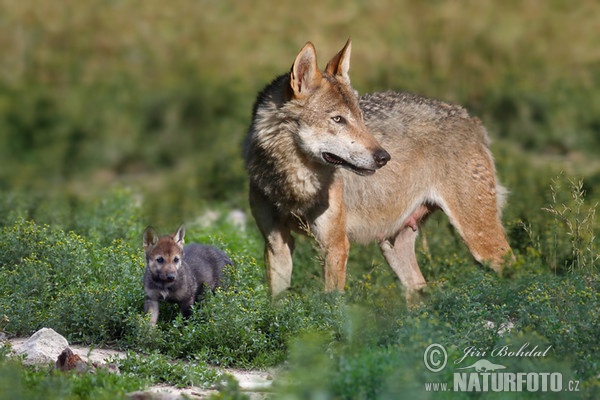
[{"x1": 14, "y1": 328, "x2": 69, "y2": 365}]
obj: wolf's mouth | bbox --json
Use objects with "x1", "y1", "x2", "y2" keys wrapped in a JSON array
[{"x1": 322, "y1": 152, "x2": 376, "y2": 176}]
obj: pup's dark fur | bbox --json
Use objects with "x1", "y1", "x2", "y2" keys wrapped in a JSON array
[{"x1": 143, "y1": 224, "x2": 232, "y2": 325}]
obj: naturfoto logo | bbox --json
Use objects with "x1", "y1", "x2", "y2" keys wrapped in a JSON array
[{"x1": 423, "y1": 343, "x2": 581, "y2": 393}]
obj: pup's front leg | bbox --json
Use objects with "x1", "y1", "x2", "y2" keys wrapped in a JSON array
[
  {"x1": 179, "y1": 297, "x2": 195, "y2": 319},
  {"x1": 144, "y1": 298, "x2": 160, "y2": 325}
]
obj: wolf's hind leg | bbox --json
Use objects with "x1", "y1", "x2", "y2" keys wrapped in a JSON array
[
  {"x1": 379, "y1": 227, "x2": 427, "y2": 301},
  {"x1": 446, "y1": 199, "x2": 512, "y2": 272},
  {"x1": 441, "y1": 159, "x2": 513, "y2": 272}
]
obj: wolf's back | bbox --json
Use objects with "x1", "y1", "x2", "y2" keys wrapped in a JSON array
[
  {"x1": 358, "y1": 90, "x2": 491, "y2": 153},
  {"x1": 360, "y1": 91, "x2": 470, "y2": 119}
]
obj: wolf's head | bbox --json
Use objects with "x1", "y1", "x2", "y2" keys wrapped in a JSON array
[
  {"x1": 143, "y1": 225, "x2": 185, "y2": 287},
  {"x1": 288, "y1": 40, "x2": 390, "y2": 176}
]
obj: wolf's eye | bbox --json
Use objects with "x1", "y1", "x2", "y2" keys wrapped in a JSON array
[
  {"x1": 156, "y1": 257, "x2": 164, "y2": 264},
  {"x1": 331, "y1": 115, "x2": 345, "y2": 124},
  {"x1": 173, "y1": 257, "x2": 180, "y2": 263}
]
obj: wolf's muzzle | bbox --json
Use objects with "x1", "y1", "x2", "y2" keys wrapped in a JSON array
[{"x1": 374, "y1": 148, "x2": 391, "y2": 168}]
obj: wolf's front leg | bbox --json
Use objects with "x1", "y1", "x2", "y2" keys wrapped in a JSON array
[
  {"x1": 249, "y1": 186, "x2": 295, "y2": 297},
  {"x1": 144, "y1": 298, "x2": 160, "y2": 325},
  {"x1": 313, "y1": 180, "x2": 349, "y2": 292},
  {"x1": 321, "y1": 228, "x2": 349, "y2": 292},
  {"x1": 263, "y1": 227, "x2": 295, "y2": 297}
]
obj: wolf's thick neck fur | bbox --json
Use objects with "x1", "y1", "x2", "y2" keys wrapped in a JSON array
[{"x1": 245, "y1": 74, "x2": 337, "y2": 216}]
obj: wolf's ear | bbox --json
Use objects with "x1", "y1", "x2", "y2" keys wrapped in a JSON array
[
  {"x1": 324, "y1": 39, "x2": 351, "y2": 83},
  {"x1": 173, "y1": 224, "x2": 185, "y2": 247},
  {"x1": 290, "y1": 42, "x2": 322, "y2": 98},
  {"x1": 143, "y1": 226, "x2": 158, "y2": 249}
]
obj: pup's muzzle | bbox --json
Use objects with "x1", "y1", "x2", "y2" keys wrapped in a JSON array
[{"x1": 153, "y1": 273, "x2": 177, "y2": 283}]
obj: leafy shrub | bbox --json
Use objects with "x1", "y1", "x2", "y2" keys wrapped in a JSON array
[{"x1": 0, "y1": 193, "x2": 145, "y2": 343}]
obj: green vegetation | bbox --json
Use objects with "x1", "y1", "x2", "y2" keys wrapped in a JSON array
[
  {"x1": 0, "y1": 0, "x2": 599, "y2": 399},
  {"x1": 0, "y1": 181, "x2": 598, "y2": 398},
  {"x1": 0, "y1": 359, "x2": 147, "y2": 400}
]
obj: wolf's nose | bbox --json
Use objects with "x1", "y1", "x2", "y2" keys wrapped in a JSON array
[
  {"x1": 374, "y1": 148, "x2": 391, "y2": 167},
  {"x1": 166, "y1": 274, "x2": 176, "y2": 282}
]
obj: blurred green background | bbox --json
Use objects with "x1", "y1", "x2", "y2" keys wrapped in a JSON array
[{"x1": 1, "y1": 0, "x2": 599, "y2": 225}]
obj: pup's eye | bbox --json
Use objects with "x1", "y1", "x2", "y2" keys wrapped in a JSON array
[
  {"x1": 331, "y1": 115, "x2": 345, "y2": 124},
  {"x1": 156, "y1": 257, "x2": 164, "y2": 264},
  {"x1": 173, "y1": 257, "x2": 180, "y2": 263}
]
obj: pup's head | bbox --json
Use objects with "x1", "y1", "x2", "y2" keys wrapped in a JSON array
[
  {"x1": 143, "y1": 224, "x2": 185, "y2": 286},
  {"x1": 288, "y1": 39, "x2": 390, "y2": 175}
]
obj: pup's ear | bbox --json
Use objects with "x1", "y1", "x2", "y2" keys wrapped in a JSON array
[
  {"x1": 290, "y1": 42, "x2": 323, "y2": 98},
  {"x1": 173, "y1": 224, "x2": 185, "y2": 247},
  {"x1": 143, "y1": 226, "x2": 158, "y2": 249},
  {"x1": 324, "y1": 39, "x2": 352, "y2": 83}
]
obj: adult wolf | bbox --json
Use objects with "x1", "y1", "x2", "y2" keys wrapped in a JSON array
[{"x1": 244, "y1": 40, "x2": 512, "y2": 299}]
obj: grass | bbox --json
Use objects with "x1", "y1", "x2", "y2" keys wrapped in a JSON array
[
  {"x1": 0, "y1": 0, "x2": 599, "y2": 398},
  {"x1": 0, "y1": 182, "x2": 598, "y2": 398}
]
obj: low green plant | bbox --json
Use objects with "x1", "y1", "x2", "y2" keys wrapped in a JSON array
[
  {"x1": 0, "y1": 359, "x2": 147, "y2": 400},
  {"x1": 542, "y1": 175, "x2": 599, "y2": 273},
  {"x1": 518, "y1": 173, "x2": 600, "y2": 275},
  {"x1": 277, "y1": 267, "x2": 599, "y2": 399},
  {"x1": 116, "y1": 350, "x2": 220, "y2": 388}
]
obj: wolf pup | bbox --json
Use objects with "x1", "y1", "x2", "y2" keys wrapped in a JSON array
[
  {"x1": 244, "y1": 40, "x2": 512, "y2": 299},
  {"x1": 143, "y1": 224, "x2": 231, "y2": 325}
]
